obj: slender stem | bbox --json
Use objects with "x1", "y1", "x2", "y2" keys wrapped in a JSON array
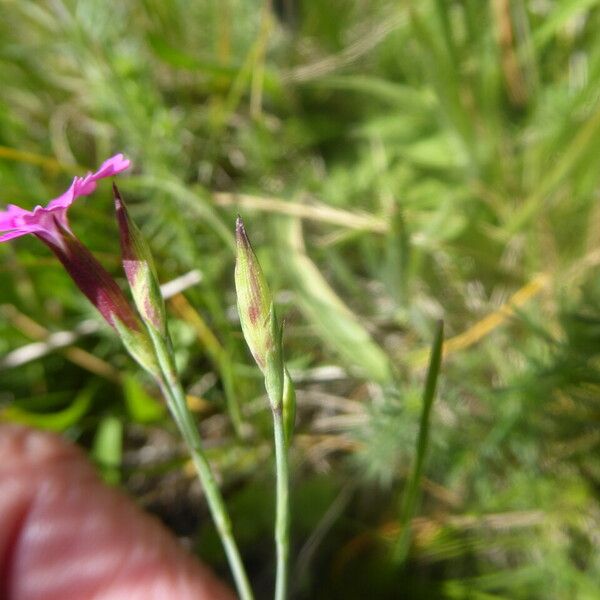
[
  {"x1": 150, "y1": 329, "x2": 254, "y2": 600},
  {"x1": 272, "y1": 407, "x2": 290, "y2": 600}
]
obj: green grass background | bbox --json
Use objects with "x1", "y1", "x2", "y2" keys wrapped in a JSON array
[{"x1": 2, "y1": 1, "x2": 600, "y2": 598}]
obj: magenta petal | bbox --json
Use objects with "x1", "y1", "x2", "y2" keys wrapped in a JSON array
[
  {"x1": 0, "y1": 213, "x2": 14, "y2": 229},
  {"x1": 0, "y1": 205, "x2": 28, "y2": 228},
  {"x1": 46, "y1": 153, "x2": 131, "y2": 210},
  {"x1": 5, "y1": 204, "x2": 30, "y2": 217},
  {"x1": 44, "y1": 153, "x2": 130, "y2": 210},
  {"x1": 92, "y1": 153, "x2": 131, "y2": 178},
  {"x1": 1, "y1": 153, "x2": 131, "y2": 243},
  {"x1": 72, "y1": 177, "x2": 98, "y2": 198},
  {"x1": 46, "y1": 181, "x2": 77, "y2": 211},
  {"x1": 0, "y1": 230, "x2": 30, "y2": 242}
]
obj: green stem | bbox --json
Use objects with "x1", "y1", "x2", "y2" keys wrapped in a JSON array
[
  {"x1": 272, "y1": 407, "x2": 290, "y2": 600},
  {"x1": 149, "y1": 329, "x2": 254, "y2": 600}
]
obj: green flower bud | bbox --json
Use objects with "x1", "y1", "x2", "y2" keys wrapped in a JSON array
[
  {"x1": 114, "y1": 184, "x2": 166, "y2": 337},
  {"x1": 234, "y1": 216, "x2": 275, "y2": 372}
]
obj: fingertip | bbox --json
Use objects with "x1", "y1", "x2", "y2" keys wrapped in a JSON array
[
  {"x1": 0, "y1": 425, "x2": 236, "y2": 600},
  {"x1": 0, "y1": 425, "x2": 83, "y2": 474}
]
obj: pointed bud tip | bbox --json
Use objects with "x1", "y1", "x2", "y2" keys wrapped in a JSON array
[
  {"x1": 113, "y1": 182, "x2": 124, "y2": 209},
  {"x1": 236, "y1": 215, "x2": 245, "y2": 234},
  {"x1": 235, "y1": 216, "x2": 251, "y2": 248}
]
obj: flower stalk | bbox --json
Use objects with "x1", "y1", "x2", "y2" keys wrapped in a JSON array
[
  {"x1": 149, "y1": 327, "x2": 255, "y2": 600},
  {"x1": 273, "y1": 405, "x2": 290, "y2": 600},
  {"x1": 113, "y1": 183, "x2": 166, "y2": 337}
]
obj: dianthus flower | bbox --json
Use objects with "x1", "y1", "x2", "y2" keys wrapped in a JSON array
[{"x1": 0, "y1": 154, "x2": 139, "y2": 331}]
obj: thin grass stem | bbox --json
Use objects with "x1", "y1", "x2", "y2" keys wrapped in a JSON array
[{"x1": 393, "y1": 320, "x2": 444, "y2": 564}]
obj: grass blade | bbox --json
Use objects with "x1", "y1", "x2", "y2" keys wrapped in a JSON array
[{"x1": 393, "y1": 319, "x2": 444, "y2": 563}]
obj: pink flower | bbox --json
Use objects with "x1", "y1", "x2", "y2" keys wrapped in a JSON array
[
  {"x1": 0, "y1": 154, "x2": 140, "y2": 332},
  {"x1": 0, "y1": 153, "x2": 130, "y2": 247}
]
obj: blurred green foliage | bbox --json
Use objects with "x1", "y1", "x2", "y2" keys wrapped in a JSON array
[{"x1": 2, "y1": 0, "x2": 600, "y2": 597}]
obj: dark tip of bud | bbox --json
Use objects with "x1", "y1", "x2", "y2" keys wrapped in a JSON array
[
  {"x1": 236, "y1": 215, "x2": 244, "y2": 234},
  {"x1": 113, "y1": 182, "x2": 124, "y2": 208},
  {"x1": 235, "y1": 215, "x2": 250, "y2": 247}
]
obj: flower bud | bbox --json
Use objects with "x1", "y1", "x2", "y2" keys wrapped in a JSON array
[
  {"x1": 234, "y1": 216, "x2": 275, "y2": 372},
  {"x1": 114, "y1": 184, "x2": 166, "y2": 337}
]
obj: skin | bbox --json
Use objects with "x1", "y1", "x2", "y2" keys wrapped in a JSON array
[{"x1": 0, "y1": 424, "x2": 235, "y2": 600}]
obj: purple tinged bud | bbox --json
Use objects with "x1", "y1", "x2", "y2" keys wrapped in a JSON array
[
  {"x1": 114, "y1": 184, "x2": 166, "y2": 336},
  {"x1": 234, "y1": 218, "x2": 294, "y2": 416},
  {"x1": 234, "y1": 217, "x2": 274, "y2": 372}
]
